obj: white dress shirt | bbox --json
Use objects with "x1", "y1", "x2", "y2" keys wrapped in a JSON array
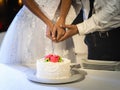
[{"x1": 74, "y1": 0, "x2": 120, "y2": 35}]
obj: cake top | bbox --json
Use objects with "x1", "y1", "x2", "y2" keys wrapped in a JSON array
[{"x1": 45, "y1": 54, "x2": 63, "y2": 63}]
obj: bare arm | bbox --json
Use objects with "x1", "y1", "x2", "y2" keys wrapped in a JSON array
[
  {"x1": 59, "y1": 0, "x2": 72, "y2": 23},
  {"x1": 22, "y1": 0, "x2": 54, "y2": 40},
  {"x1": 59, "y1": 0, "x2": 120, "y2": 41},
  {"x1": 22, "y1": 0, "x2": 52, "y2": 26},
  {"x1": 52, "y1": 0, "x2": 72, "y2": 42}
]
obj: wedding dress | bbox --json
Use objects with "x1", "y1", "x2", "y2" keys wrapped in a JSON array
[{"x1": 0, "y1": 0, "x2": 76, "y2": 65}]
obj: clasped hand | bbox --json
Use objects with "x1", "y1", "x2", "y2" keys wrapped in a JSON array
[{"x1": 46, "y1": 22, "x2": 79, "y2": 42}]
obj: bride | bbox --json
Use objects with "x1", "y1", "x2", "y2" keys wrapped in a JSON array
[{"x1": 0, "y1": 0, "x2": 76, "y2": 65}]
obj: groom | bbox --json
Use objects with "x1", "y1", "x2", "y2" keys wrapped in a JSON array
[{"x1": 52, "y1": 0, "x2": 120, "y2": 61}]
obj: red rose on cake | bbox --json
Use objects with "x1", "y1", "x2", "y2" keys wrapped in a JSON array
[{"x1": 45, "y1": 54, "x2": 62, "y2": 63}]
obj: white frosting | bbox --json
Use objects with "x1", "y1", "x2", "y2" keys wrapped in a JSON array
[{"x1": 36, "y1": 58, "x2": 71, "y2": 79}]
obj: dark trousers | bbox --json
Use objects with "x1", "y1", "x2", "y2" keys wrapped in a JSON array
[{"x1": 84, "y1": 27, "x2": 120, "y2": 61}]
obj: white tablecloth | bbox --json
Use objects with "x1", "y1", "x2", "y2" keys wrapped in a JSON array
[{"x1": 0, "y1": 63, "x2": 120, "y2": 90}]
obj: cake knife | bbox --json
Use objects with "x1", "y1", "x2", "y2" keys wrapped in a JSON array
[
  {"x1": 51, "y1": 6, "x2": 60, "y2": 54},
  {"x1": 51, "y1": 41, "x2": 55, "y2": 54}
]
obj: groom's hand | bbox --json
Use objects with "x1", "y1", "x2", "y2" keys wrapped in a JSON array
[{"x1": 58, "y1": 25, "x2": 79, "y2": 41}]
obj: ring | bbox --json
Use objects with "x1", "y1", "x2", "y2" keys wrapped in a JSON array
[{"x1": 65, "y1": 28, "x2": 69, "y2": 31}]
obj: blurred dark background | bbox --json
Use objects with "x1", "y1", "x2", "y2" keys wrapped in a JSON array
[{"x1": 0, "y1": 0, "x2": 23, "y2": 32}]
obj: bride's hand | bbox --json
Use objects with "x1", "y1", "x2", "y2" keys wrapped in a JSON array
[
  {"x1": 52, "y1": 17, "x2": 66, "y2": 42},
  {"x1": 46, "y1": 21, "x2": 54, "y2": 40}
]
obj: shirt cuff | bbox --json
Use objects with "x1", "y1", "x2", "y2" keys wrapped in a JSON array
[{"x1": 76, "y1": 23, "x2": 86, "y2": 36}]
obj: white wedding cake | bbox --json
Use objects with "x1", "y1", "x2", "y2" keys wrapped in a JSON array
[{"x1": 36, "y1": 54, "x2": 71, "y2": 79}]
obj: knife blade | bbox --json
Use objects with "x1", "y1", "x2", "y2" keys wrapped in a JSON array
[{"x1": 51, "y1": 41, "x2": 55, "y2": 54}]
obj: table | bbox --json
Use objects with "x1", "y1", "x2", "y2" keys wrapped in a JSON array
[{"x1": 0, "y1": 63, "x2": 120, "y2": 90}]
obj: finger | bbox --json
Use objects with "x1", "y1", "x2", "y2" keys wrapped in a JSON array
[
  {"x1": 58, "y1": 34, "x2": 67, "y2": 41},
  {"x1": 57, "y1": 30, "x2": 65, "y2": 40},
  {"x1": 46, "y1": 27, "x2": 52, "y2": 40},
  {"x1": 52, "y1": 38, "x2": 59, "y2": 43},
  {"x1": 46, "y1": 31, "x2": 52, "y2": 40},
  {"x1": 58, "y1": 31, "x2": 70, "y2": 41},
  {"x1": 52, "y1": 26, "x2": 57, "y2": 38}
]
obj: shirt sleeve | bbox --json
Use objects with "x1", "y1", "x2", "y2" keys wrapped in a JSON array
[{"x1": 77, "y1": 0, "x2": 120, "y2": 35}]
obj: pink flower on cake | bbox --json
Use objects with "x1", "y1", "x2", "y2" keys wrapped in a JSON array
[
  {"x1": 45, "y1": 54, "x2": 62, "y2": 63},
  {"x1": 45, "y1": 54, "x2": 53, "y2": 58},
  {"x1": 50, "y1": 55, "x2": 60, "y2": 62}
]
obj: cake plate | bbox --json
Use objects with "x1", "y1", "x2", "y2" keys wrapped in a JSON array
[{"x1": 26, "y1": 68, "x2": 86, "y2": 84}]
